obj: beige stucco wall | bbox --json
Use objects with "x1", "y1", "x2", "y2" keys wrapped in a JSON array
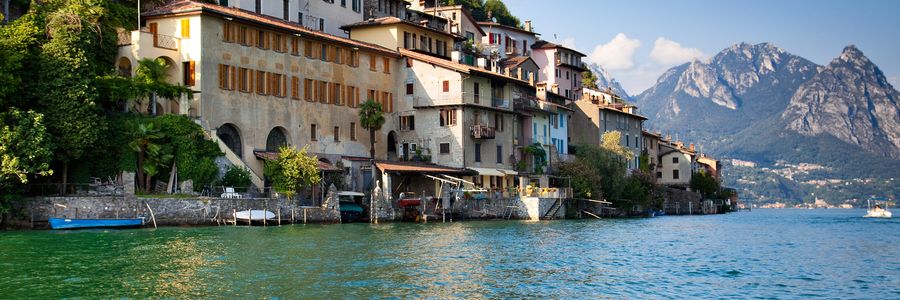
[{"x1": 658, "y1": 151, "x2": 693, "y2": 186}]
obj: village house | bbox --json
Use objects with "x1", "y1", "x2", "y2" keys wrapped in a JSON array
[
  {"x1": 477, "y1": 21, "x2": 537, "y2": 70},
  {"x1": 418, "y1": 5, "x2": 486, "y2": 66},
  {"x1": 531, "y1": 40, "x2": 586, "y2": 100},
  {"x1": 568, "y1": 88, "x2": 646, "y2": 171},
  {"x1": 696, "y1": 155, "x2": 721, "y2": 181},
  {"x1": 657, "y1": 141, "x2": 696, "y2": 186},
  {"x1": 118, "y1": 1, "x2": 401, "y2": 194},
  {"x1": 642, "y1": 130, "x2": 662, "y2": 175}
]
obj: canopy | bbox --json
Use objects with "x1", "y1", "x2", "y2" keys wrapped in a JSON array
[{"x1": 467, "y1": 167, "x2": 505, "y2": 177}]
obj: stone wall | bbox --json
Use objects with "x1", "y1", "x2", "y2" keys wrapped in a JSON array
[
  {"x1": 9, "y1": 196, "x2": 340, "y2": 229},
  {"x1": 662, "y1": 187, "x2": 703, "y2": 215}
]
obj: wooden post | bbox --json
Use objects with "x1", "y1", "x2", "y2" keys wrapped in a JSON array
[
  {"x1": 262, "y1": 209, "x2": 267, "y2": 227},
  {"x1": 303, "y1": 208, "x2": 307, "y2": 224},
  {"x1": 277, "y1": 208, "x2": 281, "y2": 226},
  {"x1": 145, "y1": 203, "x2": 157, "y2": 229},
  {"x1": 291, "y1": 208, "x2": 295, "y2": 224},
  {"x1": 233, "y1": 209, "x2": 237, "y2": 226}
]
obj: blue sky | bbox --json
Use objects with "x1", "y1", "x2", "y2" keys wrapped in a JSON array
[{"x1": 503, "y1": 0, "x2": 900, "y2": 95}]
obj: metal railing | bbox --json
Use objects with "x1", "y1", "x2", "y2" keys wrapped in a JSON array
[
  {"x1": 26, "y1": 183, "x2": 124, "y2": 197},
  {"x1": 470, "y1": 124, "x2": 496, "y2": 139},
  {"x1": 153, "y1": 33, "x2": 180, "y2": 50}
]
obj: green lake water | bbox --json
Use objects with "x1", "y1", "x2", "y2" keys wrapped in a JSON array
[{"x1": 1, "y1": 209, "x2": 898, "y2": 298}]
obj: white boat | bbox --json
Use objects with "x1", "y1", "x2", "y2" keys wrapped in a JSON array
[
  {"x1": 864, "y1": 200, "x2": 892, "y2": 218},
  {"x1": 233, "y1": 210, "x2": 276, "y2": 221}
]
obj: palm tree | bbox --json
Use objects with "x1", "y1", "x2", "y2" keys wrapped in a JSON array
[
  {"x1": 134, "y1": 58, "x2": 192, "y2": 116},
  {"x1": 129, "y1": 122, "x2": 171, "y2": 192},
  {"x1": 358, "y1": 99, "x2": 385, "y2": 160}
]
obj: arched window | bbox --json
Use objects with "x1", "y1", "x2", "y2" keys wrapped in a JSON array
[
  {"x1": 217, "y1": 123, "x2": 243, "y2": 158},
  {"x1": 266, "y1": 127, "x2": 289, "y2": 152}
]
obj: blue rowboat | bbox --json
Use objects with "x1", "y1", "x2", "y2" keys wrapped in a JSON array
[{"x1": 48, "y1": 218, "x2": 145, "y2": 230}]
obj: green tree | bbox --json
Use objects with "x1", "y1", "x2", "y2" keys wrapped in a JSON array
[
  {"x1": 582, "y1": 70, "x2": 599, "y2": 90},
  {"x1": 691, "y1": 170, "x2": 720, "y2": 198},
  {"x1": 132, "y1": 58, "x2": 193, "y2": 115},
  {"x1": 601, "y1": 131, "x2": 633, "y2": 160},
  {"x1": 219, "y1": 165, "x2": 252, "y2": 188},
  {"x1": 561, "y1": 144, "x2": 627, "y2": 203},
  {"x1": 0, "y1": 109, "x2": 53, "y2": 186},
  {"x1": 265, "y1": 145, "x2": 321, "y2": 201},
  {"x1": 358, "y1": 99, "x2": 385, "y2": 160}
]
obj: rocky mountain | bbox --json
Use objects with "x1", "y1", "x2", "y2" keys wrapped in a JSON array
[
  {"x1": 635, "y1": 42, "x2": 900, "y2": 204},
  {"x1": 587, "y1": 63, "x2": 631, "y2": 101},
  {"x1": 637, "y1": 42, "x2": 818, "y2": 134},
  {"x1": 783, "y1": 45, "x2": 900, "y2": 159}
]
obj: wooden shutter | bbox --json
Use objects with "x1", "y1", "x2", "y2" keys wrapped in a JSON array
[
  {"x1": 181, "y1": 19, "x2": 190, "y2": 38},
  {"x1": 149, "y1": 23, "x2": 159, "y2": 46}
]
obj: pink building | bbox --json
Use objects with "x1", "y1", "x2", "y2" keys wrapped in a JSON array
[{"x1": 530, "y1": 40, "x2": 587, "y2": 100}]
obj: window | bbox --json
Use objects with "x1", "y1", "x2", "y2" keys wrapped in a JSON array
[
  {"x1": 673, "y1": 170, "x2": 680, "y2": 180},
  {"x1": 291, "y1": 76, "x2": 300, "y2": 99},
  {"x1": 255, "y1": 0, "x2": 261, "y2": 13},
  {"x1": 367, "y1": 89, "x2": 376, "y2": 103},
  {"x1": 304, "y1": 79, "x2": 313, "y2": 101},
  {"x1": 560, "y1": 114, "x2": 565, "y2": 128},
  {"x1": 320, "y1": 44, "x2": 328, "y2": 62},
  {"x1": 273, "y1": 33, "x2": 286, "y2": 52},
  {"x1": 257, "y1": 30, "x2": 268, "y2": 49},
  {"x1": 333, "y1": 83, "x2": 343, "y2": 105},
  {"x1": 349, "y1": 50, "x2": 359, "y2": 67},
  {"x1": 304, "y1": 41, "x2": 313, "y2": 58},
  {"x1": 473, "y1": 82, "x2": 480, "y2": 103},
  {"x1": 369, "y1": 54, "x2": 377, "y2": 71},
  {"x1": 183, "y1": 61, "x2": 195, "y2": 86},
  {"x1": 291, "y1": 37, "x2": 300, "y2": 55},
  {"x1": 346, "y1": 86, "x2": 359, "y2": 107},
  {"x1": 334, "y1": 126, "x2": 340, "y2": 142},
  {"x1": 352, "y1": 0, "x2": 360, "y2": 12},
  {"x1": 255, "y1": 70, "x2": 267, "y2": 95},
  {"x1": 223, "y1": 22, "x2": 236, "y2": 42},
  {"x1": 238, "y1": 26, "x2": 248, "y2": 45},
  {"x1": 626, "y1": 134, "x2": 630, "y2": 147},
  {"x1": 382, "y1": 57, "x2": 390, "y2": 74},
  {"x1": 317, "y1": 81, "x2": 328, "y2": 103},
  {"x1": 283, "y1": 0, "x2": 290, "y2": 20},
  {"x1": 550, "y1": 113, "x2": 558, "y2": 128},
  {"x1": 310, "y1": 124, "x2": 318, "y2": 141},
  {"x1": 440, "y1": 143, "x2": 450, "y2": 154},
  {"x1": 403, "y1": 32, "x2": 412, "y2": 49},
  {"x1": 440, "y1": 109, "x2": 457, "y2": 126},
  {"x1": 442, "y1": 80, "x2": 449, "y2": 92},
  {"x1": 673, "y1": 157, "x2": 679, "y2": 164},
  {"x1": 496, "y1": 145, "x2": 503, "y2": 163},
  {"x1": 350, "y1": 122, "x2": 357, "y2": 140},
  {"x1": 271, "y1": 73, "x2": 286, "y2": 97},
  {"x1": 494, "y1": 113, "x2": 501, "y2": 131},
  {"x1": 566, "y1": 71, "x2": 570, "y2": 79},
  {"x1": 238, "y1": 68, "x2": 251, "y2": 92},
  {"x1": 657, "y1": 172, "x2": 663, "y2": 178},
  {"x1": 555, "y1": 69, "x2": 560, "y2": 78},
  {"x1": 382, "y1": 92, "x2": 393, "y2": 112},
  {"x1": 474, "y1": 143, "x2": 481, "y2": 163},
  {"x1": 400, "y1": 115, "x2": 415, "y2": 131},
  {"x1": 218, "y1": 64, "x2": 235, "y2": 90},
  {"x1": 334, "y1": 47, "x2": 343, "y2": 64},
  {"x1": 341, "y1": 0, "x2": 346, "y2": 7},
  {"x1": 181, "y1": 19, "x2": 190, "y2": 38},
  {"x1": 319, "y1": 19, "x2": 325, "y2": 32},
  {"x1": 406, "y1": 83, "x2": 414, "y2": 95}
]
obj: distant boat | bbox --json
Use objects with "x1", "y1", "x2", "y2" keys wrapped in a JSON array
[
  {"x1": 864, "y1": 199, "x2": 892, "y2": 218},
  {"x1": 49, "y1": 218, "x2": 145, "y2": 230},
  {"x1": 234, "y1": 210, "x2": 275, "y2": 222}
]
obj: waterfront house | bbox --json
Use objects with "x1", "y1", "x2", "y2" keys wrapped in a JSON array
[
  {"x1": 642, "y1": 130, "x2": 662, "y2": 175},
  {"x1": 530, "y1": 40, "x2": 586, "y2": 100},
  {"x1": 416, "y1": 5, "x2": 486, "y2": 65},
  {"x1": 657, "y1": 142, "x2": 695, "y2": 186},
  {"x1": 119, "y1": 1, "x2": 401, "y2": 193},
  {"x1": 696, "y1": 155, "x2": 721, "y2": 181},
  {"x1": 569, "y1": 88, "x2": 646, "y2": 171}
]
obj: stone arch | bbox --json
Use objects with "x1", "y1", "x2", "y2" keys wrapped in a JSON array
[
  {"x1": 155, "y1": 56, "x2": 180, "y2": 85},
  {"x1": 266, "y1": 127, "x2": 290, "y2": 152},
  {"x1": 387, "y1": 131, "x2": 398, "y2": 160},
  {"x1": 117, "y1": 57, "x2": 132, "y2": 77},
  {"x1": 217, "y1": 123, "x2": 243, "y2": 158}
]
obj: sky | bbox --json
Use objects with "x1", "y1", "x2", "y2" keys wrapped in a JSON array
[{"x1": 503, "y1": 0, "x2": 900, "y2": 95}]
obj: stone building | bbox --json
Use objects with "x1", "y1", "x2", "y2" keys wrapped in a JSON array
[
  {"x1": 531, "y1": 40, "x2": 586, "y2": 100},
  {"x1": 568, "y1": 88, "x2": 646, "y2": 171},
  {"x1": 214, "y1": 0, "x2": 364, "y2": 37},
  {"x1": 119, "y1": 1, "x2": 401, "y2": 192}
]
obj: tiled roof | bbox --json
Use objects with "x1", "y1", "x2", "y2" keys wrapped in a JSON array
[
  {"x1": 599, "y1": 106, "x2": 648, "y2": 120},
  {"x1": 531, "y1": 40, "x2": 587, "y2": 57},
  {"x1": 375, "y1": 161, "x2": 473, "y2": 174},
  {"x1": 340, "y1": 16, "x2": 454, "y2": 38},
  {"x1": 399, "y1": 48, "x2": 532, "y2": 86},
  {"x1": 427, "y1": 5, "x2": 486, "y2": 35},
  {"x1": 142, "y1": 0, "x2": 399, "y2": 57},
  {"x1": 476, "y1": 21, "x2": 536, "y2": 36},
  {"x1": 499, "y1": 56, "x2": 533, "y2": 69}
]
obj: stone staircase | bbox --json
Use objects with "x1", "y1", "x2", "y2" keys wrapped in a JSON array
[{"x1": 196, "y1": 119, "x2": 265, "y2": 190}]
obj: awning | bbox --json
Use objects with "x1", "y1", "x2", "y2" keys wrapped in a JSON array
[
  {"x1": 467, "y1": 167, "x2": 504, "y2": 176},
  {"x1": 375, "y1": 161, "x2": 473, "y2": 175},
  {"x1": 500, "y1": 169, "x2": 518, "y2": 176}
]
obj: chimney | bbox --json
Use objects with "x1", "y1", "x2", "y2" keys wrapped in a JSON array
[{"x1": 524, "y1": 20, "x2": 533, "y2": 32}]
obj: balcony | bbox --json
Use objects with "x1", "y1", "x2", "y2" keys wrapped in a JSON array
[
  {"x1": 117, "y1": 30, "x2": 180, "y2": 52},
  {"x1": 491, "y1": 97, "x2": 510, "y2": 109},
  {"x1": 555, "y1": 58, "x2": 587, "y2": 71},
  {"x1": 414, "y1": 94, "x2": 514, "y2": 111},
  {"x1": 470, "y1": 124, "x2": 496, "y2": 139}
]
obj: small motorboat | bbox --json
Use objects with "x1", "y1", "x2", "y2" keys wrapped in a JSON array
[
  {"x1": 337, "y1": 191, "x2": 366, "y2": 223},
  {"x1": 49, "y1": 218, "x2": 145, "y2": 230},
  {"x1": 864, "y1": 199, "x2": 892, "y2": 218},
  {"x1": 233, "y1": 210, "x2": 276, "y2": 222}
]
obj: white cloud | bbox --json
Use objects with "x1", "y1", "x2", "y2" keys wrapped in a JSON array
[
  {"x1": 559, "y1": 37, "x2": 577, "y2": 50},
  {"x1": 649, "y1": 37, "x2": 705, "y2": 65},
  {"x1": 588, "y1": 33, "x2": 642, "y2": 71}
]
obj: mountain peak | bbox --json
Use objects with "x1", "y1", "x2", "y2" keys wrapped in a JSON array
[{"x1": 838, "y1": 44, "x2": 868, "y2": 64}]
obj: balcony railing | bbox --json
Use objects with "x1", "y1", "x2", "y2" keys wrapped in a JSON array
[
  {"x1": 153, "y1": 33, "x2": 180, "y2": 50},
  {"x1": 491, "y1": 97, "x2": 510, "y2": 109},
  {"x1": 414, "y1": 94, "x2": 514, "y2": 110},
  {"x1": 117, "y1": 31, "x2": 132, "y2": 46},
  {"x1": 556, "y1": 58, "x2": 586, "y2": 70},
  {"x1": 471, "y1": 124, "x2": 496, "y2": 139}
]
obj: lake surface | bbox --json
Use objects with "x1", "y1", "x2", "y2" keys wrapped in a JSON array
[{"x1": 1, "y1": 209, "x2": 898, "y2": 298}]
